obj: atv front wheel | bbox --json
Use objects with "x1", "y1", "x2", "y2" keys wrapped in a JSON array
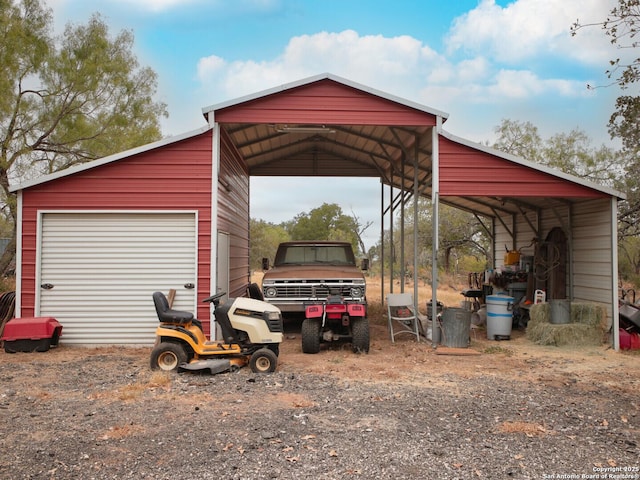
[
  {"x1": 301, "y1": 318, "x2": 321, "y2": 354},
  {"x1": 150, "y1": 342, "x2": 187, "y2": 371},
  {"x1": 249, "y1": 348, "x2": 278, "y2": 373},
  {"x1": 351, "y1": 317, "x2": 370, "y2": 353}
]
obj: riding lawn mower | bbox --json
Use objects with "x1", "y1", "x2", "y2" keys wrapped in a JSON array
[{"x1": 150, "y1": 285, "x2": 284, "y2": 374}]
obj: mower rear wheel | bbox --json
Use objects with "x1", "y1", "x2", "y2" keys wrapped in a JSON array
[
  {"x1": 249, "y1": 348, "x2": 278, "y2": 373},
  {"x1": 301, "y1": 318, "x2": 321, "y2": 354},
  {"x1": 150, "y1": 342, "x2": 187, "y2": 371},
  {"x1": 351, "y1": 317, "x2": 370, "y2": 354}
]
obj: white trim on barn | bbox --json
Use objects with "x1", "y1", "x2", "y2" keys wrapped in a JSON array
[
  {"x1": 35, "y1": 210, "x2": 198, "y2": 345},
  {"x1": 15, "y1": 190, "x2": 23, "y2": 317}
]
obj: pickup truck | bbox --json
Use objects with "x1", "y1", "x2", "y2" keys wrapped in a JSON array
[
  {"x1": 261, "y1": 241, "x2": 368, "y2": 313},
  {"x1": 261, "y1": 241, "x2": 369, "y2": 353}
]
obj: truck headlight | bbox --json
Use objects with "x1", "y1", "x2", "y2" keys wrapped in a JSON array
[
  {"x1": 265, "y1": 287, "x2": 277, "y2": 298},
  {"x1": 350, "y1": 287, "x2": 363, "y2": 298}
]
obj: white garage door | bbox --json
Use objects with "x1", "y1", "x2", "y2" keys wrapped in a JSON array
[{"x1": 37, "y1": 212, "x2": 198, "y2": 345}]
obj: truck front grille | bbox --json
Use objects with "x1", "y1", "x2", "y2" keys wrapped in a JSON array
[{"x1": 271, "y1": 281, "x2": 361, "y2": 300}]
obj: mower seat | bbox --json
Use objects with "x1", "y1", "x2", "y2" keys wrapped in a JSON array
[{"x1": 152, "y1": 291, "x2": 194, "y2": 325}]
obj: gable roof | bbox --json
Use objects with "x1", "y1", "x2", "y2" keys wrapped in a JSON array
[
  {"x1": 10, "y1": 126, "x2": 212, "y2": 192},
  {"x1": 202, "y1": 73, "x2": 450, "y2": 124}
]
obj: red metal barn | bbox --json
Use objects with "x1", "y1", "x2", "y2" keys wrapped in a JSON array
[
  {"x1": 10, "y1": 74, "x2": 625, "y2": 347},
  {"x1": 12, "y1": 127, "x2": 250, "y2": 344}
]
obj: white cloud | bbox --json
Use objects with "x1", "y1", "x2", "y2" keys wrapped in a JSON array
[
  {"x1": 124, "y1": 0, "x2": 197, "y2": 12},
  {"x1": 196, "y1": 29, "x2": 446, "y2": 103},
  {"x1": 445, "y1": 0, "x2": 618, "y2": 65},
  {"x1": 196, "y1": 22, "x2": 597, "y2": 114},
  {"x1": 196, "y1": 55, "x2": 226, "y2": 82}
]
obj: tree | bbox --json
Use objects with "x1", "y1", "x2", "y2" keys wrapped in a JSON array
[
  {"x1": 492, "y1": 119, "x2": 543, "y2": 163},
  {"x1": 249, "y1": 219, "x2": 289, "y2": 271},
  {"x1": 493, "y1": 119, "x2": 621, "y2": 184},
  {"x1": 572, "y1": 0, "x2": 640, "y2": 152},
  {"x1": 493, "y1": 119, "x2": 635, "y2": 235},
  {"x1": 286, "y1": 203, "x2": 363, "y2": 255},
  {"x1": 439, "y1": 205, "x2": 489, "y2": 274},
  {"x1": 378, "y1": 197, "x2": 488, "y2": 281},
  {"x1": 0, "y1": 0, "x2": 167, "y2": 273},
  {"x1": 619, "y1": 235, "x2": 640, "y2": 281},
  {"x1": 571, "y1": 1, "x2": 640, "y2": 237}
]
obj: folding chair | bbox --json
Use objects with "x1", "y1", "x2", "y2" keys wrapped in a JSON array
[{"x1": 387, "y1": 293, "x2": 420, "y2": 342}]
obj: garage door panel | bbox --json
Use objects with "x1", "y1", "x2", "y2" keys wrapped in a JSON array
[{"x1": 38, "y1": 212, "x2": 198, "y2": 345}]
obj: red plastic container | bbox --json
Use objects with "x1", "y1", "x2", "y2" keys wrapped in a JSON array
[
  {"x1": 619, "y1": 328, "x2": 640, "y2": 351},
  {"x1": 1, "y1": 317, "x2": 63, "y2": 353}
]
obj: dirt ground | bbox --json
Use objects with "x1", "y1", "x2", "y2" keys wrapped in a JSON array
[{"x1": 1, "y1": 277, "x2": 639, "y2": 479}]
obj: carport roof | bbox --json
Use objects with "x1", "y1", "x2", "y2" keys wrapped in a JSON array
[{"x1": 202, "y1": 73, "x2": 625, "y2": 218}]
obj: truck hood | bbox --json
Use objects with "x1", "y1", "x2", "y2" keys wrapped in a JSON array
[{"x1": 263, "y1": 265, "x2": 364, "y2": 281}]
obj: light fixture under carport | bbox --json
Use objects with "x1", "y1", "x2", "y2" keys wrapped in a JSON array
[{"x1": 274, "y1": 124, "x2": 336, "y2": 134}]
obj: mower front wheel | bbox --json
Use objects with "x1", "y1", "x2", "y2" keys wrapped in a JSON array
[
  {"x1": 150, "y1": 342, "x2": 187, "y2": 371},
  {"x1": 249, "y1": 348, "x2": 278, "y2": 373}
]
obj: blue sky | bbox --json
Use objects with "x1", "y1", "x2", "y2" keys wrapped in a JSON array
[{"x1": 46, "y1": 0, "x2": 624, "y2": 249}]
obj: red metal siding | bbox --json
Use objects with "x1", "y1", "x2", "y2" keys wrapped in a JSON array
[
  {"x1": 439, "y1": 136, "x2": 607, "y2": 198},
  {"x1": 218, "y1": 129, "x2": 250, "y2": 297},
  {"x1": 215, "y1": 79, "x2": 437, "y2": 126},
  {"x1": 19, "y1": 131, "x2": 213, "y2": 320}
]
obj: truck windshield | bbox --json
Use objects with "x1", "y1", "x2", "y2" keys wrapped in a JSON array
[{"x1": 276, "y1": 245, "x2": 355, "y2": 266}]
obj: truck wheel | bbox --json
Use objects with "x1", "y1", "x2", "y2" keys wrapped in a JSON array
[
  {"x1": 351, "y1": 318, "x2": 370, "y2": 354},
  {"x1": 249, "y1": 348, "x2": 278, "y2": 373},
  {"x1": 301, "y1": 318, "x2": 321, "y2": 354},
  {"x1": 150, "y1": 342, "x2": 187, "y2": 371}
]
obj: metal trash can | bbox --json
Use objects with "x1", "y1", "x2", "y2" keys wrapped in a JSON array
[
  {"x1": 550, "y1": 299, "x2": 570, "y2": 324},
  {"x1": 440, "y1": 307, "x2": 471, "y2": 348}
]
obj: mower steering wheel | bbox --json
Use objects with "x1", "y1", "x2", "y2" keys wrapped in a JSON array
[{"x1": 202, "y1": 291, "x2": 227, "y2": 304}]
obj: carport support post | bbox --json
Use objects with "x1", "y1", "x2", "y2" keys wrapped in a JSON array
[
  {"x1": 413, "y1": 136, "x2": 419, "y2": 330},
  {"x1": 431, "y1": 120, "x2": 441, "y2": 347},
  {"x1": 380, "y1": 182, "x2": 385, "y2": 304},
  {"x1": 210, "y1": 120, "x2": 221, "y2": 340},
  {"x1": 611, "y1": 197, "x2": 620, "y2": 350}
]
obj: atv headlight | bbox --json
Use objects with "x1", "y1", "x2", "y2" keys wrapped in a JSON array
[
  {"x1": 350, "y1": 287, "x2": 363, "y2": 298},
  {"x1": 265, "y1": 287, "x2": 277, "y2": 298}
]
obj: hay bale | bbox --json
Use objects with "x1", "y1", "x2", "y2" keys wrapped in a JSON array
[
  {"x1": 526, "y1": 302, "x2": 607, "y2": 347},
  {"x1": 570, "y1": 303, "x2": 606, "y2": 328},
  {"x1": 529, "y1": 303, "x2": 550, "y2": 323},
  {"x1": 526, "y1": 322, "x2": 604, "y2": 346}
]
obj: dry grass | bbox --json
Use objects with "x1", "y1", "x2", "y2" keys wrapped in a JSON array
[
  {"x1": 365, "y1": 274, "x2": 466, "y2": 308},
  {"x1": 116, "y1": 371, "x2": 172, "y2": 401},
  {"x1": 497, "y1": 421, "x2": 550, "y2": 436}
]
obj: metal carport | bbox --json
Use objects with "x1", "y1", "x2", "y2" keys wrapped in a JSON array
[{"x1": 202, "y1": 73, "x2": 625, "y2": 349}]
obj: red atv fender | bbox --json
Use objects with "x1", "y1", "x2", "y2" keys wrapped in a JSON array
[
  {"x1": 304, "y1": 303, "x2": 366, "y2": 319},
  {"x1": 346, "y1": 303, "x2": 366, "y2": 317}
]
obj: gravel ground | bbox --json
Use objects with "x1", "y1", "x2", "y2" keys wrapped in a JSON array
[{"x1": 1, "y1": 329, "x2": 639, "y2": 480}]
